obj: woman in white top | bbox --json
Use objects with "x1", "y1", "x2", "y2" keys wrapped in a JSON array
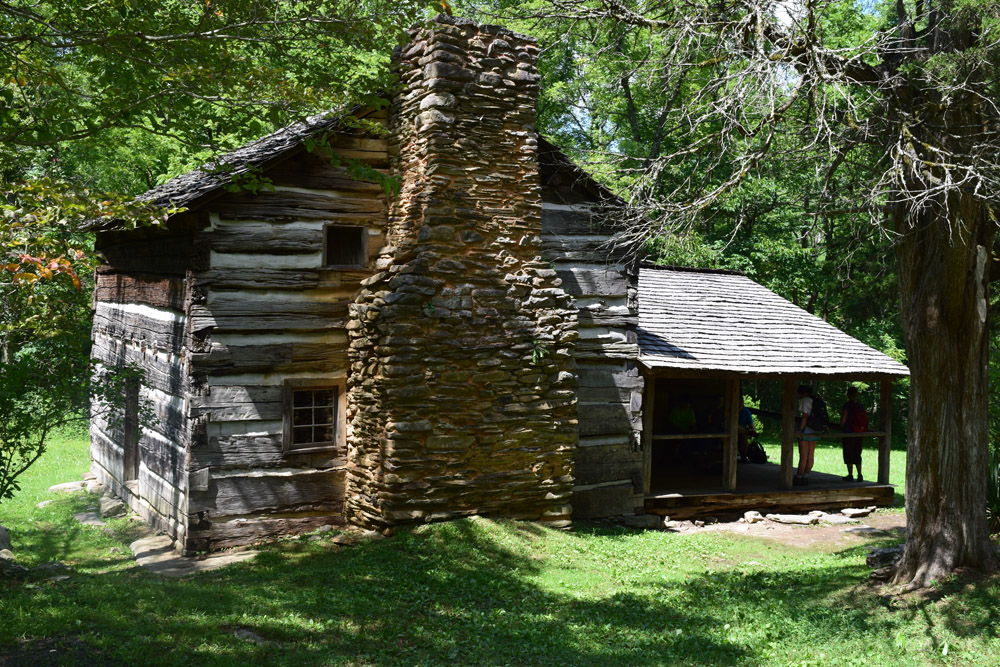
[{"x1": 795, "y1": 385, "x2": 819, "y2": 485}]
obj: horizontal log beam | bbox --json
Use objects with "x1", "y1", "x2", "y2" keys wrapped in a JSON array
[
  {"x1": 188, "y1": 468, "x2": 346, "y2": 515},
  {"x1": 211, "y1": 190, "x2": 385, "y2": 221},
  {"x1": 94, "y1": 273, "x2": 187, "y2": 310},
  {"x1": 92, "y1": 303, "x2": 186, "y2": 354},
  {"x1": 185, "y1": 514, "x2": 347, "y2": 553}
]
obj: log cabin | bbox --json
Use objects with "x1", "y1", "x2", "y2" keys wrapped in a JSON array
[{"x1": 89, "y1": 16, "x2": 908, "y2": 553}]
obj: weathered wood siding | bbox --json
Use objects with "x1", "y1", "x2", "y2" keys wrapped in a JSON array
[
  {"x1": 90, "y1": 227, "x2": 194, "y2": 544},
  {"x1": 185, "y1": 128, "x2": 388, "y2": 551},
  {"x1": 540, "y1": 168, "x2": 644, "y2": 518}
]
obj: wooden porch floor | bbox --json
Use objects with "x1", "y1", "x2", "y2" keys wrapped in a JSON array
[{"x1": 645, "y1": 462, "x2": 896, "y2": 520}]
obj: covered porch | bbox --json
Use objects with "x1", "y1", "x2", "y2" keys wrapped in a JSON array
[{"x1": 636, "y1": 266, "x2": 910, "y2": 518}]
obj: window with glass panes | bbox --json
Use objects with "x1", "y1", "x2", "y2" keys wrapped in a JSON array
[{"x1": 289, "y1": 387, "x2": 338, "y2": 449}]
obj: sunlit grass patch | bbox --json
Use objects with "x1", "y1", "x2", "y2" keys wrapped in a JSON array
[
  {"x1": 761, "y1": 439, "x2": 908, "y2": 505},
  {"x1": 3, "y1": 432, "x2": 1000, "y2": 665}
]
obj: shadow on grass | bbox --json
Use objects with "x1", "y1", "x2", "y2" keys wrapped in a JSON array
[
  {"x1": 26, "y1": 496, "x2": 91, "y2": 565},
  {"x1": 0, "y1": 520, "x2": 732, "y2": 666},
  {"x1": 3, "y1": 518, "x2": 996, "y2": 666},
  {"x1": 4, "y1": 494, "x2": 143, "y2": 575}
]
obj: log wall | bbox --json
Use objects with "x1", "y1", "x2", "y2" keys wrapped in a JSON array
[
  {"x1": 183, "y1": 123, "x2": 388, "y2": 552},
  {"x1": 539, "y1": 167, "x2": 644, "y2": 518},
  {"x1": 90, "y1": 228, "x2": 194, "y2": 545}
]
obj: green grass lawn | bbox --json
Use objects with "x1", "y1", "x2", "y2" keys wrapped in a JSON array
[{"x1": 2, "y1": 434, "x2": 999, "y2": 666}]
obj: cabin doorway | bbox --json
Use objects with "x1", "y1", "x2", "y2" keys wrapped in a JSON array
[{"x1": 647, "y1": 377, "x2": 730, "y2": 493}]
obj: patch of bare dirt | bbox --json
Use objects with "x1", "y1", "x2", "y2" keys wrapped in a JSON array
[{"x1": 669, "y1": 510, "x2": 906, "y2": 550}]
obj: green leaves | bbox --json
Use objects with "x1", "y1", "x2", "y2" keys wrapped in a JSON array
[
  {"x1": 0, "y1": 176, "x2": 169, "y2": 505},
  {"x1": 0, "y1": 1, "x2": 431, "y2": 149}
]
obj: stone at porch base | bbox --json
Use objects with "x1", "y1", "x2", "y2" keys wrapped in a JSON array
[
  {"x1": 48, "y1": 481, "x2": 85, "y2": 494},
  {"x1": 73, "y1": 510, "x2": 105, "y2": 527},
  {"x1": 130, "y1": 535, "x2": 258, "y2": 577},
  {"x1": 99, "y1": 494, "x2": 126, "y2": 518},
  {"x1": 841, "y1": 507, "x2": 873, "y2": 518},
  {"x1": 766, "y1": 513, "x2": 819, "y2": 525}
]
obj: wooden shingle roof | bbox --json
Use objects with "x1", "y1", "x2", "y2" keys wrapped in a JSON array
[
  {"x1": 137, "y1": 110, "x2": 352, "y2": 209},
  {"x1": 132, "y1": 114, "x2": 602, "y2": 214},
  {"x1": 637, "y1": 266, "x2": 909, "y2": 378}
]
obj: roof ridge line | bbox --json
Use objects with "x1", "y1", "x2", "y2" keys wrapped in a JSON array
[{"x1": 638, "y1": 262, "x2": 744, "y2": 276}]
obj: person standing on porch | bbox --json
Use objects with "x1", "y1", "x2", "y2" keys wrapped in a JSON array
[
  {"x1": 737, "y1": 397, "x2": 756, "y2": 463},
  {"x1": 839, "y1": 386, "x2": 869, "y2": 481},
  {"x1": 795, "y1": 385, "x2": 819, "y2": 486}
]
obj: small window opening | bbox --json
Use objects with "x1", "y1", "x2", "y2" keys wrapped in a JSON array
[
  {"x1": 288, "y1": 386, "x2": 339, "y2": 450},
  {"x1": 324, "y1": 225, "x2": 367, "y2": 267}
]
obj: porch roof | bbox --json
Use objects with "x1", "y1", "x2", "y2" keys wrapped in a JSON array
[{"x1": 636, "y1": 266, "x2": 909, "y2": 378}]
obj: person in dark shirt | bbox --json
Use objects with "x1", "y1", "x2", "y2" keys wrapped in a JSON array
[
  {"x1": 737, "y1": 399, "x2": 756, "y2": 462},
  {"x1": 840, "y1": 386, "x2": 869, "y2": 481}
]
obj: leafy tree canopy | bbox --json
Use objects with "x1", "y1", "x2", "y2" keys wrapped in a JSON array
[{"x1": 0, "y1": 1, "x2": 428, "y2": 148}]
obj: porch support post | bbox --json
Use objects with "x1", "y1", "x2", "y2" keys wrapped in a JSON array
[
  {"x1": 878, "y1": 380, "x2": 892, "y2": 484},
  {"x1": 781, "y1": 377, "x2": 796, "y2": 489},
  {"x1": 723, "y1": 376, "x2": 740, "y2": 492},
  {"x1": 642, "y1": 374, "x2": 656, "y2": 495}
]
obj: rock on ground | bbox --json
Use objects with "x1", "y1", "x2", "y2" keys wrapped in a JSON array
[
  {"x1": 766, "y1": 513, "x2": 819, "y2": 525},
  {"x1": 99, "y1": 494, "x2": 126, "y2": 518},
  {"x1": 73, "y1": 510, "x2": 105, "y2": 527},
  {"x1": 47, "y1": 481, "x2": 85, "y2": 494},
  {"x1": 743, "y1": 511, "x2": 765, "y2": 524},
  {"x1": 86, "y1": 480, "x2": 102, "y2": 495},
  {"x1": 867, "y1": 545, "x2": 905, "y2": 569},
  {"x1": 331, "y1": 533, "x2": 356, "y2": 546},
  {"x1": 842, "y1": 507, "x2": 872, "y2": 518},
  {"x1": 0, "y1": 524, "x2": 10, "y2": 552},
  {"x1": 130, "y1": 535, "x2": 258, "y2": 577},
  {"x1": 233, "y1": 628, "x2": 270, "y2": 645},
  {"x1": 33, "y1": 561, "x2": 72, "y2": 575},
  {"x1": 809, "y1": 511, "x2": 860, "y2": 525},
  {"x1": 0, "y1": 549, "x2": 28, "y2": 579},
  {"x1": 330, "y1": 529, "x2": 390, "y2": 547}
]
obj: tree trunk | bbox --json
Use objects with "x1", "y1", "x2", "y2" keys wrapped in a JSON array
[{"x1": 893, "y1": 189, "x2": 998, "y2": 588}]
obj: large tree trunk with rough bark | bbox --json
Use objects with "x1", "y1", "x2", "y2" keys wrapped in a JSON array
[{"x1": 893, "y1": 190, "x2": 998, "y2": 588}]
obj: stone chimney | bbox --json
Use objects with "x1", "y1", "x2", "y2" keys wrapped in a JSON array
[{"x1": 345, "y1": 16, "x2": 579, "y2": 528}]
